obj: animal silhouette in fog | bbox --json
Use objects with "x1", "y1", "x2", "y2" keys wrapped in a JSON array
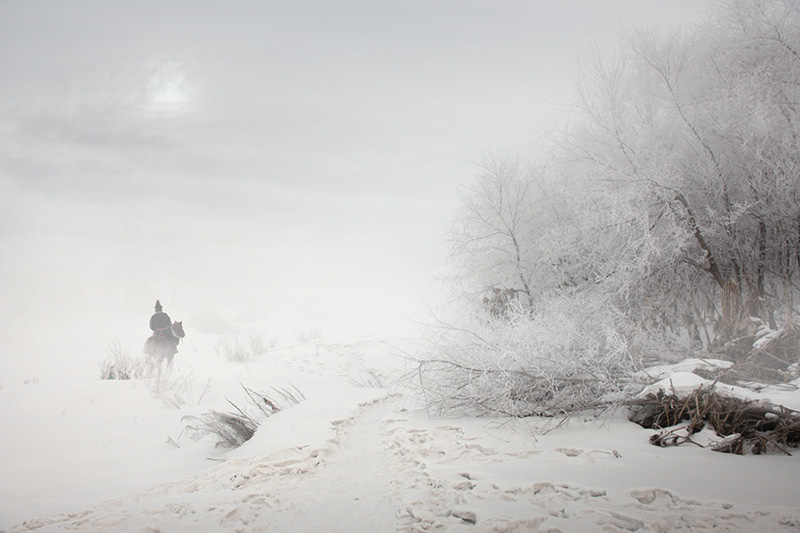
[{"x1": 144, "y1": 300, "x2": 185, "y2": 369}]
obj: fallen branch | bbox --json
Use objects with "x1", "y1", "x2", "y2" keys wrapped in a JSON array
[{"x1": 629, "y1": 385, "x2": 800, "y2": 455}]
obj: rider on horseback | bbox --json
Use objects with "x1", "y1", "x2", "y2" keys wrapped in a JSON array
[{"x1": 150, "y1": 300, "x2": 179, "y2": 353}]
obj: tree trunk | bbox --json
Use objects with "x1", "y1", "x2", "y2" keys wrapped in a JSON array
[{"x1": 674, "y1": 193, "x2": 725, "y2": 289}]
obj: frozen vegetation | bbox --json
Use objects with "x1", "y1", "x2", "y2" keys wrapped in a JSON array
[
  {"x1": 2, "y1": 334, "x2": 800, "y2": 531},
  {"x1": 3, "y1": 0, "x2": 800, "y2": 531}
]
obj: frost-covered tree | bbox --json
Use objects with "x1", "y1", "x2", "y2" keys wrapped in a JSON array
[
  {"x1": 446, "y1": 155, "x2": 536, "y2": 311},
  {"x1": 445, "y1": 155, "x2": 587, "y2": 316},
  {"x1": 546, "y1": 0, "x2": 800, "y2": 343},
  {"x1": 419, "y1": 0, "x2": 800, "y2": 418}
]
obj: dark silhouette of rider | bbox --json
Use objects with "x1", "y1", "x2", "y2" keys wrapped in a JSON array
[{"x1": 150, "y1": 300, "x2": 179, "y2": 351}]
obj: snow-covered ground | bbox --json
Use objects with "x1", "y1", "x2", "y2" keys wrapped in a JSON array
[{"x1": 2, "y1": 334, "x2": 800, "y2": 532}]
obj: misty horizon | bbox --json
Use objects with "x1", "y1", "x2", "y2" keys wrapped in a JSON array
[{"x1": 0, "y1": 1, "x2": 701, "y2": 374}]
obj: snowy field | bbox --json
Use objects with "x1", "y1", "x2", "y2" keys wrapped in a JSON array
[{"x1": 2, "y1": 333, "x2": 800, "y2": 532}]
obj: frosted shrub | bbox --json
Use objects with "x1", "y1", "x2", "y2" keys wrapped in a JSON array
[
  {"x1": 99, "y1": 336, "x2": 147, "y2": 380},
  {"x1": 216, "y1": 330, "x2": 277, "y2": 363},
  {"x1": 216, "y1": 335, "x2": 252, "y2": 363},
  {"x1": 416, "y1": 295, "x2": 647, "y2": 418},
  {"x1": 183, "y1": 385, "x2": 305, "y2": 448},
  {"x1": 145, "y1": 369, "x2": 213, "y2": 409},
  {"x1": 296, "y1": 327, "x2": 322, "y2": 343},
  {"x1": 247, "y1": 329, "x2": 277, "y2": 356}
]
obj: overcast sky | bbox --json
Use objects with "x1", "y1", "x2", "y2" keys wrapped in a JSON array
[{"x1": 0, "y1": 1, "x2": 702, "y2": 366}]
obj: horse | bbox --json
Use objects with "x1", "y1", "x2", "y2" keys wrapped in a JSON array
[{"x1": 144, "y1": 320, "x2": 185, "y2": 371}]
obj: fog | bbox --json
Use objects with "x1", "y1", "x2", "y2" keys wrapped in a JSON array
[{"x1": 0, "y1": 1, "x2": 700, "y2": 374}]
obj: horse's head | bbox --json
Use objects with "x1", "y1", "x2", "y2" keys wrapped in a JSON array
[{"x1": 172, "y1": 320, "x2": 185, "y2": 338}]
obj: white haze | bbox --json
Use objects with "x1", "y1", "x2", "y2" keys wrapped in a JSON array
[{"x1": 0, "y1": 1, "x2": 700, "y2": 375}]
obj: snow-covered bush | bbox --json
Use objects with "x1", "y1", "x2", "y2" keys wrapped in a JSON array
[
  {"x1": 145, "y1": 369, "x2": 213, "y2": 409},
  {"x1": 215, "y1": 335, "x2": 250, "y2": 363},
  {"x1": 215, "y1": 330, "x2": 278, "y2": 363},
  {"x1": 183, "y1": 385, "x2": 304, "y2": 448},
  {"x1": 416, "y1": 295, "x2": 647, "y2": 417},
  {"x1": 246, "y1": 329, "x2": 277, "y2": 356},
  {"x1": 296, "y1": 326, "x2": 322, "y2": 343},
  {"x1": 99, "y1": 336, "x2": 147, "y2": 380}
]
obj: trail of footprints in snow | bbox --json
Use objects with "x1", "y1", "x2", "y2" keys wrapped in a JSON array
[
  {"x1": 10, "y1": 397, "x2": 800, "y2": 532},
  {"x1": 379, "y1": 416, "x2": 800, "y2": 532}
]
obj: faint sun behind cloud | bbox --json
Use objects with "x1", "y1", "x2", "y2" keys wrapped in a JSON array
[{"x1": 145, "y1": 58, "x2": 195, "y2": 115}]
